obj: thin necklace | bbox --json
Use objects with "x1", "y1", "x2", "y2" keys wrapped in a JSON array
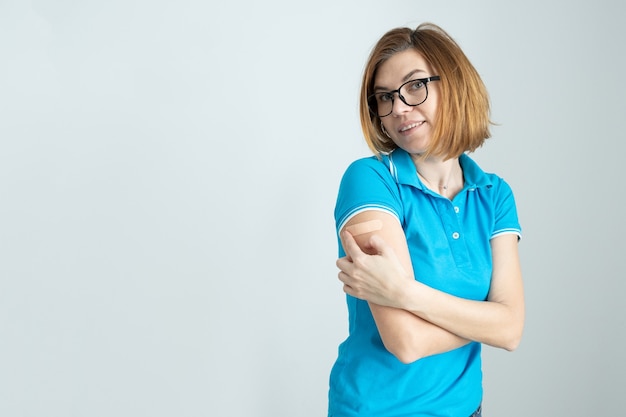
[{"x1": 416, "y1": 161, "x2": 459, "y2": 193}]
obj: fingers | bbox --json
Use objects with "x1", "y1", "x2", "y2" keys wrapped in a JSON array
[
  {"x1": 337, "y1": 269, "x2": 354, "y2": 294},
  {"x1": 337, "y1": 255, "x2": 361, "y2": 298},
  {"x1": 336, "y1": 256, "x2": 351, "y2": 274},
  {"x1": 338, "y1": 270, "x2": 360, "y2": 300},
  {"x1": 340, "y1": 230, "x2": 363, "y2": 260},
  {"x1": 343, "y1": 283, "x2": 356, "y2": 298}
]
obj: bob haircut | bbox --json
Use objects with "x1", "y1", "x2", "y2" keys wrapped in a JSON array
[{"x1": 360, "y1": 23, "x2": 492, "y2": 160}]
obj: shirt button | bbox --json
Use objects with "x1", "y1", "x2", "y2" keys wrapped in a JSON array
[
  {"x1": 454, "y1": 206, "x2": 460, "y2": 214},
  {"x1": 452, "y1": 232, "x2": 460, "y2": 239}
]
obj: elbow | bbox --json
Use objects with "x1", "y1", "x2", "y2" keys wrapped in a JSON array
[
  {"x1": 500, "y1": 322, "x2": 524, "y2": 352},
  {"x1": 382, "y1": 339, "x2": 425, "y2": 364},
  {"x1": 495, "y1": 307, "x2": 525, "y2": 351},
  {"x1": 392, "y1": 348, "x2": 422, "y2": 364},
  {"x1": 502, "y1": 335, "x2": 522, "y2": 352}
]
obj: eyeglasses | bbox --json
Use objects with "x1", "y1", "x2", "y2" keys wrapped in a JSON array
[{"x1": 367, "y1": 76, "x2": 440, "y2": 118}]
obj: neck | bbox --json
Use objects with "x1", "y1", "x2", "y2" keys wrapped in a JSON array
[{"x1": 413, "y1": 155, "x2": 462, "y2": 197}]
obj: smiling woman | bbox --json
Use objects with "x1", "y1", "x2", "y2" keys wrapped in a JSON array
[
  {"x1": 373, "y1": 49, "x2": 441, "y2": 157},
  {"x1": 360, "y1": 25, "x2": 492, "y2": 162},
  {"x1": 328, "y1": 23, "x2": 524, "y2": 417}
]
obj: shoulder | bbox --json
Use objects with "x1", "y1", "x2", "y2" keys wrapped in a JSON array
[
  {"x1": 338, "y1": 155, "x2": 398, "y2": 193},
  {"x1": 338, "y1": 152, "x2": 406, "y2": 190},
  {"x1": 335, "y1": 155, "x2": 404, "y2": 229},
  {"x1": 463, "y1": 159, "x2": 522, "y2": 237},
  {"x1": 342, "y1": 155, "x2": 392, "y2": 179},
  {"x1": 485, "y1": 173, "x2": 517, "y2": 204}
]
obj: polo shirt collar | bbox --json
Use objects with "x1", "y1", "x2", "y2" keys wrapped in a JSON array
[
  {"x1": 385, "y1": 148, "x2": 493, "y2": 190},
  {"x1": 459, "y1": 153, "x2": 493, "y2": 189}
]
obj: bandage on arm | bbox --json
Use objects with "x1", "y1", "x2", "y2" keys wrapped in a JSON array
[{"x1": 344, "y1": 219, "x2": 383, "y2": 236}]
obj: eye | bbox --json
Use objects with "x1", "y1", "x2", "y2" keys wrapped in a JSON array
[
  {"x1": 378, "y1": 92, "x2": 394, "y2": 103},
  {"x1": 407, "y1": 80, "x2": 426, "y2": 91}
]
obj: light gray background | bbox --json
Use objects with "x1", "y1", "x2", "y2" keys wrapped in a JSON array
[{"x1": 1, "y1": 0, "x2": 625, "y2": 416}]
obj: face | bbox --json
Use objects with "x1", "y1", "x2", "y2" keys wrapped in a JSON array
[{"x1": 374, "y1": 48, "x2": 439, "y2": 156}]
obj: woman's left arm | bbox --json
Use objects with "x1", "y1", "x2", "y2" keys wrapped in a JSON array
[{"x1": 339, "y1": 233, "x2": 525, "y2": 350}]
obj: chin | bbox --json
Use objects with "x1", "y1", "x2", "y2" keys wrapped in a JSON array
[
  {"x1": 396, "y1": 138, "x2": 429, "y2": 155},
  {"x1": 396, "y1": 143, "x2": 428, "y2": 156}
]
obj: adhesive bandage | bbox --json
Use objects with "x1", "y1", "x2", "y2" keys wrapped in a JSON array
[{"x1": 345, "y1": 219, "x2": 383, "y2": 236}]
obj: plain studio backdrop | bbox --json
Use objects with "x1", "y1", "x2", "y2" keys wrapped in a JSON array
[{"x1": 1, "y1": 0, "x2": 625, "y2": 416}]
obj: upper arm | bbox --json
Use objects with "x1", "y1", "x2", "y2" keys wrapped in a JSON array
[
  {"x1": 488, "y1": 234, "x2": 525, "y2": 340},
  {"x1": 341, "y1": 210, "x2": 412, "y2": 273},
  {"x1": 488, "y1": 235, "x2": 523, "y2": 303}
]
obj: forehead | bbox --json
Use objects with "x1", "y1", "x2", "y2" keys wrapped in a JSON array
[{"x1": 374, "y1": 49, "x2": 433, "y2": 87}]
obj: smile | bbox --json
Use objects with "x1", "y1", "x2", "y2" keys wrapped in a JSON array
[{"x1": 399, "y1": 121, "x2": 424, "y2": 132}]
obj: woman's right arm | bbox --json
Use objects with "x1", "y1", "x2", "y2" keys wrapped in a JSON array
[{"x1": 339, "y1": 210, "x2": 470, "y2": 364}]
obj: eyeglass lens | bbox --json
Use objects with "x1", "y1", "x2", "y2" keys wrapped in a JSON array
[{"x1": 369, "y1": 79, "x2": 431, "y2": 117}]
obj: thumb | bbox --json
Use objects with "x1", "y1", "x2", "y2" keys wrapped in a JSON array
[{"x1": 341, "y1": 230, "x2": 363, "y2": 261}]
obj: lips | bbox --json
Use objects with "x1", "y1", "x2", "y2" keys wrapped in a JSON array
[{"x1": 398, "y1": 121, "x2": 425, "y2": 133}]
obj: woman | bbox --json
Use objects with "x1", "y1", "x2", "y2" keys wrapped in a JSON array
[{"x1": 328, "y1": 23, "x2": 524, "y2": 417}]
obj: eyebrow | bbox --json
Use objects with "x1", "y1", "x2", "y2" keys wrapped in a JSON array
[{"x1": 373, "y1": 69, "x2": 428, "y2": 92}]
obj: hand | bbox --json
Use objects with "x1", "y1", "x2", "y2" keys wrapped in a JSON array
[{"x1": 336, "y1": 230, "x2": 412, "y2": 308}]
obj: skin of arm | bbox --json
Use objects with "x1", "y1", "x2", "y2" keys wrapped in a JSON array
[
  {"x1": 338, "y1": 210, "x2": 470, "y2": 364},
  {"x1": 338, "y1": 228, "x2": 525, "y2": 352}
]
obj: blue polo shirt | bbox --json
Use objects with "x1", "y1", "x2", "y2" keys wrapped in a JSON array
[{"x1": 329, "y1": 148, "x2": 521, "y2": 417}]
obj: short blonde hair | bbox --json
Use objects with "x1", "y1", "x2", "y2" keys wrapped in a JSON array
[{"x1": 360, "y1": 23, "x2": 492, "y2": 159}]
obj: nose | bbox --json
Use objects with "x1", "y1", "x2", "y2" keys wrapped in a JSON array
[{"x1": 391, "y1": 94, "x2": 412, "y2": 116}]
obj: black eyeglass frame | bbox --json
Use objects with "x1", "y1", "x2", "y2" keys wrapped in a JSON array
[{"x1": 368, "y1": 76, "x2": 441, "y2": 118}]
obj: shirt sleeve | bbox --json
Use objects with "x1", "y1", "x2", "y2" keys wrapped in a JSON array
[
  {"x1": 491, "y1": 177, "x2": 522, "y2": 240},
  {"x1": 334, "y1": 157, "x2": 404, "y2": 236}
]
